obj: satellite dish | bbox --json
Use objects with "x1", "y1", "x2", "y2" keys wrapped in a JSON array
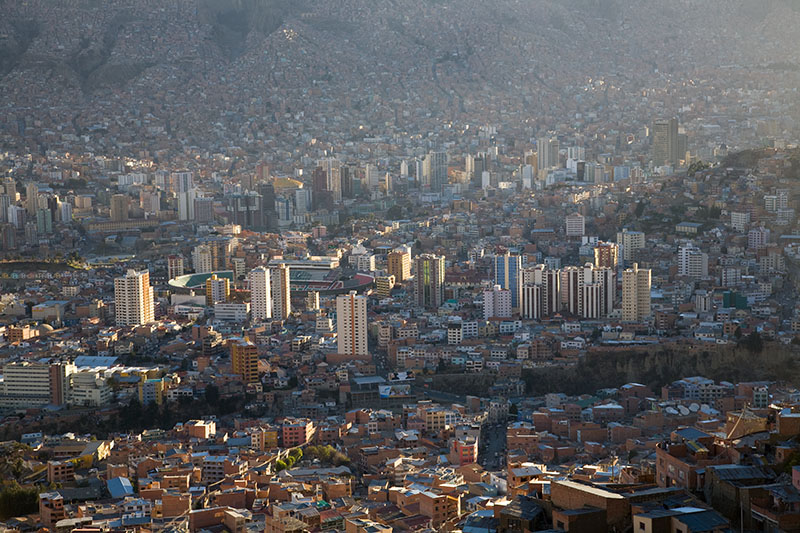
[
  {"x1": 689, "y1": 403, "x2": 700, "y2": 412},
  {"x1": 679, "y1": 406, "x2": 690, "y2": 416}
]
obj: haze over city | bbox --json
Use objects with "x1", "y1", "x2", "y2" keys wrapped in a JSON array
[{"x1": 0, "y1": 1, "x2": 800, "y2": 532}]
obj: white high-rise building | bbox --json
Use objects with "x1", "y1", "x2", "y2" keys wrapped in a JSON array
[
  {"x1": 537, "y1": 136, "x2": 559, "y2": 177},
  {"x1": 617, "y1": 228, "x2": 646, "y2": 263},
  {"x1": 114, "y1": 270, "x2": 154, "y2": 327},
  {"x1": 521, "y1": 265, "x2": 560, "y2": 319},
  {"x1": 622, "y1": 263, "x2": 651, "y2": 322},
  {"x1": 192, "y1": 245, "x2": 213, "y2": 273},
  {"x1": 677, "y1": 243, "x2": 709, "y2": 278},
  {"x1": 336, "y1": 291, "x2": 368, "y2": 357},
  {"x1": 559, "y1": 263, "x2": 614, "y2": 318},
  {"x1": 483, "y1": 285, "x2": 512, "y2": 319},
  {"x1": 565, "y1": 213, "x2": 585, "y2": 237},
  {"x1": 270, "y1": 264, "x2": 291, "y2": 320},
  {"x1": 248, "y1": 266, "x2": 272, "y2": 321},
  {"x1": 319, "y1": 158, "x2": 342, "y2": 203}
]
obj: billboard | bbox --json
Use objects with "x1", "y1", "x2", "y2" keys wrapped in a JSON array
[{"x1": 379, "y1": 384, "x2": 412, "y2": 398}]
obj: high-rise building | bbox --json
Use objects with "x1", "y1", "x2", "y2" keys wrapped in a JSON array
[
  {"x1": 423, "y1": 152, "x2": 448, "y2": 191},
  {"x1": 167, "y1": 255, "x2": 184, "y2": 280},
  {"x1": 565, "y1": 213, "x2": 585, "y2": 237},
  {"x1": 192, "y1": 245, "x2": 213, "y2": 273},
  {"x1": 258, "y1": 181, "x2": 277, "y2": 231},
  {"x1": 677, "y1": 244, "x2": 709, "y2": 279},
  {"x1": 652, "y1": 118, "x2": 679, "y2": 168},
  {"x1": 594, "y1": 242, "x2": 619, "y2": 269},
  {"x1": 617, "y1": 229, "x2": 646, "y2": 263},
  {"x1": 230, "y1": 338, "x2": 259, "y2": 384},
  {"x1": 25, "y1": 182, "x2": 38, "y2": 215},
  {"x1": 36, "y1": 208, "x2": 52, "y2": 234},
  {"x1": 748, "y1": 227, "x2": 770, "y2": 250},
  {"x1": 248, "y1": 266, "x2": 271, "y2": 321},
  {"x1": 270, "y1": 264, "x2": 291, "y2": 320},
  {"x1": 110, "y1": 194, "x2": 130, "y2": 222},
  {"x1": 622, "y1": 263, "x2": 651, "y2": 322},
  {"x1": 414, "y1": 254, "x2": 445, "y2": 309},
  {"x1": 193, "y1": 196, "x2": 214, "y2": 223},
  {"x1": 495, "y1": 252, "x2": 522, "y2": 310},
  {"x1": 305, "y1": 291, "x2": 320, "y2": 311},
  {"x1": 224, "y1": 192, "x2": 263, "y2": 230},
  {"x1": 537, "y1": 137, "x2": 560, "y2": 176},
  {"x1": 483, "y1": 285, "x2": 512, "y2": 319},
  {"x1": 559, "y1": 264, "x2": 615, "y2": 318},
  {"x1": 521, "y1": 264, "x2": 560, "y2": 319},
  {"x1": 205, "y1": 274, "x2": 230, "y2": 306},
  {"x1": 7, "y1": 205, "x2": 25, "y2": 229},
  {"x1": 388, "y1": 249, "x2": 412, "y2": 282},
  {"x1": 318, "y1": 158, "x2": 342, "y2": 203},
  {"x1": 336, "y1": 290, "x2": 368, "y2": 358},
  {"x1": 114, "y1": 270, "x2": 154, "y2": 327}
]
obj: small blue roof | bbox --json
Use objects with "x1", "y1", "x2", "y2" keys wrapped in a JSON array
[{"x1": 107, "y1": 477, "x2": 134, "y2": 499}]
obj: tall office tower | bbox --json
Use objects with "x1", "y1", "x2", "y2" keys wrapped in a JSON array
[
  {"x1": 594, "y1": 242, "x2": 619, "y2": 269},
  {"x1": 205, "y1": 274, "x2": 230, "y2": 306},
  {"x1": 248, "y1": 266, "x2": 272, "y2": 321},
  {"x1": 270, "y1": 264, "x2": 291, "y2": 320},
  {"x1": 171, "y1": 171, "x2": 194, "y2": 193},
  {"x1": 414, "y1": 254, "x2": 445, "y2": 309},
  {"x1": 230, "y1": 338, "x2": 259, "y2": 384},
  {"x1": 0, "y1": 223, "x2": 16, "y2": 251},
  {"x1": 110, "y1": 194, "x2": 130, "y2": 222},
  {"x1": 295, "y1": 188, "x2": 312, "y2": 216},
  {"x1": 617, "y1": 228, "x2": 646, "y2": 263},
  {"x1": 318, "y1": 158, "x2": 342, "y2": 203},
  {"x1": 36, "y1": 208, "x2": 52, "y2": 234},
  {"x1": 59, "y1": 200, "x2": 72, "y2": 223},
  {"x1": 565, "y1": 213, "x2": 586, "y2": 237},
  {"x1": 388, "y1": 249, "x2": 412, "y2": 282},
  {"x1": 167, "y1": 255, "x2": 184, "y2": 280},
  {"x1": 467, "y1": 153, "x2": 487, "y2": 189},
  {"x1": 172, "y1": 171, "x2": 196, "y2": 221},
  {"x1": 193, "y1": 196, "x2": 214, "y2": 223},
  {"x1": 412, "y1": 158, "x2": 424, "y2": 187},
  {"x1": 483, "y1": 285, "x2": 512, "y2": 319},
  {"x1": 622, "y1": 263, "x2": 651, "y2": 322},
  {"x1": 677, "y1": 243, "x2": 709, "y2": 279},
  {"x1": 224, "y1": 192, "x2": 263, "y2": 230},
  {"x1": 495, "y1": 252, "x2": 522, "y2": 310},
  {"x1": 7, "y1": 205, "x2": 25, "y2": 229},
  {"x1": 341, "y1": 165, "x2": 356, "y2": 199},
  {"x1": 537, "y1": 136, "x2": 560, "y2": 176},
  {"x1": 423, "y1": 151, "x2": 448, "y2": 191},
  {"x1": 336, "y1": 290, "x2": 369, "y2": 357},
  {"x1": 114, "y1": 270, "x2": 154, "y2": 327},
  {"x1": 192, "y1": 244, "x2": 213, "y2": 273},
  {"x1": 258, "y1": 181, "x2": 277, "y2": 231},
  {"x1": 652, "y1": 118, "x2": 679, "y2": 168},
  {"x1": 25, "y1": 182, "x2": 38, "y2": 216},
  {"x1": 522, "y1": 264, "x2": 560, "y2": 318}
]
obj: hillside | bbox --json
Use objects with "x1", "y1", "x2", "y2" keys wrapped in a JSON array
[{"x1": 1, "y1": 0, "x2": 799, "y2": 151}]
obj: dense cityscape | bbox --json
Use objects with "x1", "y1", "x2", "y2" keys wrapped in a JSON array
[{"x1": 1, "y1": 1, "x2": 800, "y2": 532}]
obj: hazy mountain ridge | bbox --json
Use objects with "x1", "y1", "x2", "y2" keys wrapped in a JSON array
[{"x1": 1, "y1": 0, "x2": 798, "y2": 150}]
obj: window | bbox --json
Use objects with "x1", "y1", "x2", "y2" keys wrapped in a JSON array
[{"x1": 639, "y1": 522, "x2": 645, "y2": 530}]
